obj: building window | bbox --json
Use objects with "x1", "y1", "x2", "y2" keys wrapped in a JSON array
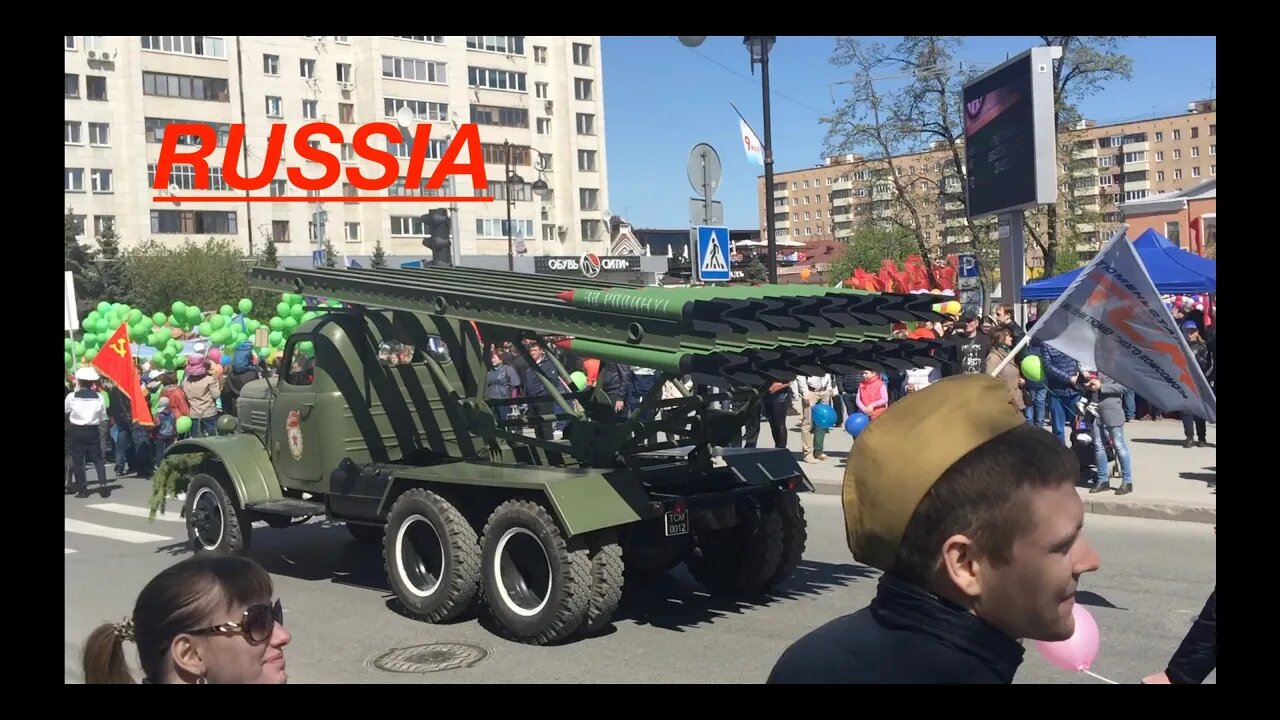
[
  {"x1": 344, "y1": 222, "x2": 360, "y2": 242},
  {"x1": 382, "y1": 56, "x2": 447, "y2": 84},
  {"x1": 480, "y1": 143, "x2": 530, "y2": 165},
  {"x1": 343, "y1": 182, "x2": 358, "y2": 202},
  {"x1": 1098, "y1": 155, "x2": 1115, "y2": 168},
  {"x1": 271, "y1": 220, "x2": 290, "y2": 243},
  {"x1": 1191, "y1": 126, "x2": 1199, "y2": 139},
  {"x1": 266, "y1": 96, "x2": 282, "y2": 117},
  {"x1": 581, "y1": 219, "x2": 602, "y2": 241},
  {"x1": 1172, "y1": 129, "x2": 1181, "y2": 141},
  {"x1": 574, "y1": 78, "x2": 593, "y2": 101},
  {"x1": 302, "y1": 100, "x2": 318, "y2": 119},
  {"x1": 543, "y1": 224, "x2": 558, "y2": 243},
  {"x1": 1122, "y1": 151, "x2": 1146, "y2": 163},
  {"x1": 579, "y1": 188, "x2": 599, "y2": 211},
  {"x1": 1155, "y1": 151, "x2": 1164, "y2": 162},
  {"x1": 387, "y1": 139, "x2": 447, "y2": 160},
  {"x1": 1165, "y1": 221, "x2": 1180, "y2": 246},
  {"x1": 67, "y1": 214, "x2": 86, "y2": 236},
  {"x1": 1192, "y1": 166, "x2": 1201, "y2": 178},
  {"x1": 339, "y1": 103, "x2": 355, "y2": 124},
  {"x1": 1174, "y1": 168, "x2": 1183, "y2": 180},
  {"x1": 87, "y1": 122, "x2": 110, "y2": 146},
  {"x1": 334, "y1": 36, "x2": 350, "y2": 44},
  {"x1": 467, "y1": 66, "x2": 526, "y2": 91},
  {"x1": 65, "y1": 168, "x2": 84, "y2": 192},
  {"x1": 336, "y1": 63, "x2": 352, "y2": 83},
  {"x1": 578, "y1": 149, "x2": 597, "y2": 172},
  {"x1": 65, "y1": 73, "x2": 79, "y2": 98},
  {"x1": 145, "y1": 118, "x2": 231, "y2": 147},
  {"x1": 264, "y1": 54, "x2": 279, "y2": 75},
  {"x1": 143, "y1": 71, "x2": 230, "y2": 101},
  {"x1": 1209, "y1": 124, "x2": 1216, "y2": 136},
  {"x1": 474, "y1": 218, "x2": 534, "y2": 238},
  {"x1": 340, "y1": 143, "x2": 356, "y2": 163},
  {"x1": 269, "y1": 180, "x2": 286, "y2": 197},
  {"x1": 141, "y1": 36, "x2": 226, "y2": 59},
  {"x1": 66, "y1": 36, "x2": 77, "y2": 50},
  {"x1": 383, "y1": 97, "x2": 449, "y2": 122},
  {"x1": 147, "y1": 164, "x2": 231, "y2": 192},
  {"x1": 534, "y1": 46, "x2": 548, "y2": 64},
  {"x1": 1209, "y1": 144, "x2": 1216, "y2": 156},
  {"x1": 1154, "y1": 131, "x2": 1163, "y2": 142},
  {"x1": 572, "y1": 43, "x2": 592, "y2": 66},
  {"x1": 392, "y1": 36, "x2": 444, "y2": 44},
  {"x1": 537, "y1": 117, "x2": 551, "y2": 135},
  {"x1": 65, "y1": 121, "x2": 82, "y2": 145},
  {"x1": 466, "y1": 36, "x2": 525, "y2": 55},
  {"x1": 87, "y1": 76, "x2": 108, "y2": 101},
  {"x1": 470, "y1": 104, "x2": 529, "y2": 128},
  {"x1": 1172, "y1": 149, "x2": 1182, "y2": 160},
  {"x1": 576, "y1": 113, "x2": 595, "y2": 135},
  {"x1": 300, "y1": 59, "x2": 316, "y2": 78},
  {"x1": 94, "y1": 216, "x2": 115, "y2": 237},
  {"x1": 90, "y1": 169, "x2": 113, "y2": 193},
  {"x1": 150, "y1": 210, "x2": 238, "y2": 235},
  {"x1": 1191, "y1": 146, "x2": 1200, "y2": 158},
  {"x1": 1156, "y1": 171, "x2": 1165, "y2": 182}
]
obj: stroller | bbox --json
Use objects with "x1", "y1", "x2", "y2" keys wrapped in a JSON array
[{"x1": 1055, "y1": 388, "x2": 1119, "y2": 486}]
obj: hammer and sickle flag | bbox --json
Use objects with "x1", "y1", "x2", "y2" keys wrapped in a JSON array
[{"x1": 92, "y1": 322, "x2": 155, "y2": 426}]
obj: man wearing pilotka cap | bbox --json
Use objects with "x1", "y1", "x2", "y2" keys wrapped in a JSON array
[{"x1": 768, "y1": 374, "x2": 1101, "y2": 683}]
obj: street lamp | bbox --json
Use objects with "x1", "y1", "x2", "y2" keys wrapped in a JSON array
[
  {"x1": 504, "y1": 140, "x2": 524, "y2": 272},
  {"x1": 744, "y1": 36, "x2": 778, "y2": 284},
  {"x1": 677, "y1": 36, "x2": 779, "y2": 283}
]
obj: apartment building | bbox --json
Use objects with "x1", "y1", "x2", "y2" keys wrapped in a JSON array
[
  {"x1": 64, "y1": 35, "x2": 610, "y2": 261},
  {"x1": 757, "y1": 100, "x2": 1218, "y2": 260}
]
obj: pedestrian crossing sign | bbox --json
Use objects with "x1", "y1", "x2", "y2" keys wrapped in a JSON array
[{"x1": 695, "y1": 225, "x2": 731, "y2": 282}]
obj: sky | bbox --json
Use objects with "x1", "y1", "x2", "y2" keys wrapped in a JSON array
[{"x1": 600, "y1": 36, "x2": 1216, "y2": 230}]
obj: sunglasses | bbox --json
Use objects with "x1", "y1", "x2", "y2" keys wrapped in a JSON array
[{"x1": 186, "y1": 599, "x2": 284, "y2": 644}]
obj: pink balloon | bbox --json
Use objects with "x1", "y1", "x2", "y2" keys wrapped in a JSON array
[
  {"x1": 1035, "y1": 603, "x2": 1100, "y2": 672},
  {"x1": 208, "y1": 348, "x2": 222, "y2": 363}
]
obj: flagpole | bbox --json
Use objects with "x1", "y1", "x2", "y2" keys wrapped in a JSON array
[
  {"x1": 990, "y1": 331, "x2": 1035, "y2": 377},
  {"x1": 729, "y1": 102, "x2": 761, "y2": 141}
]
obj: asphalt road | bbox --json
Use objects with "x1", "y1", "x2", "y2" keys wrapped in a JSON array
[{"x1": 65, "y1": 479, "x2": 1215, "y2": 684}]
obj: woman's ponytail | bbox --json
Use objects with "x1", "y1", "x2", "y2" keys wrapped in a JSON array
[{"x1": 82, "y1": 623, "x2": 135, "y2": 684}]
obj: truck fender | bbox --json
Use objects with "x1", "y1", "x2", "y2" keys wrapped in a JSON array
[{"x1": 165, "y1": 435, "x2": 285, "y2": 506}]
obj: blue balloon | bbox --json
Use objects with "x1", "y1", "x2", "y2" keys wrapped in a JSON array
[
  {"x1": 845, "y1": 412, "x2": 871, "y2": 437},
  {"x1": 220, "y1": 354, "x2": 232, "y2": 366},
  {"x1": 812, "y1": 403, "x2": 838, "y2": 430}
]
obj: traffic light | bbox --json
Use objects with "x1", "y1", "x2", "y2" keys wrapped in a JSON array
[{"x1": 421, "y1": 208, "x2": 453, "y2": 267}]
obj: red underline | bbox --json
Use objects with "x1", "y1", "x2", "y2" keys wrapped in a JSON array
[{"x1": 152, "y1": 196, "x2": 495, "y2": 203}]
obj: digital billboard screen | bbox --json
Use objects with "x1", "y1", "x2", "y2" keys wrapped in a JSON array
[{"x1": 963, "y1": 55, "x2": 1038, "y2": 218}]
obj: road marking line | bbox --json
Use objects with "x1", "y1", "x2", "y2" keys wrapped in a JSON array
[
  {"x1": 88, "y1": 503, "x2": 184, "y2": 523},
  {"x1": 65, "y1": 548, "x2": 76, "y2": 555},
  {"x1": 65, "y1": 518, "x2": 174, "y2": 544}
]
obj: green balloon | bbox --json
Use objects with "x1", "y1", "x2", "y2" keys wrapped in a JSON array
[
  {"x1": 110, "y1": 303, "x2": 123, "y2": 313},
  {"x1": 153, "y1": 311, "x2": 168, "y2": 326},
  {"x1": 140, "y1": 316, "x2": 154, "y2": 331},
  {"x1": 176, "y1": 416, "x2": 192, "y2": 434},
  {"x1": 169, "y1": 314, "x2": 181, "y2": 328},
  {"x1": 97, "y1": 301, "x2": 111, "y2": 314},
  {"x1": 302, "y1": 311, "x2": 317, "y2": 323},
  {"x1": 283, "y1": 317, "x2": 298, "y2": 331},
  {"x1": 85, "y1": 348, "x2": 98, "y2": 361},
  {"x1": 83, "y1": 333, "x2": 97, "y2": 346},
  {"x1": 269, "y1": 317, "x2": 285, "y2": 331},
  {"x1": 88, "y1": 310, "x2": 102, "y2": 322},
  {"x1": 199, "y1": 321, "x2": 213, "y2": 337},
  {"x1": 570, "y1": 371, "x2": 587, "y2": 391},
  {"x1": 1020, "y1": 355, "x2": 1045, "y2": 383},
  {"x1": 239, "y1": 298, "x2": 253, "y2": 314},
  {"x1": 186, "y1": 306, "x2": 201, "y2": 323},
  {"x1": 128, "y1": 309, "x2": 143, "y2": 324},
  {"x1": 65, "y1": 352, "x2": 73, "y2": 369},
  {"x1": 172, "y1": 301, "x2": 187, "y2": 316},
  {"x1": 268, "y1": 330, "x2": 284, "y2": 346},
  {"x1": 246, "y1": 319, "x2": 260, "y2": 332},
  {"x1": 289, "y1": 304, "x2": 304, "y2": 320},
  {"x1": 298, "y1": 341, "x2": 315, "y2": 355},
  {"x1": 219, "y1": 304, "x2": 233, "y2": 317},
  {"x1": 130, "y1": 326, "x2": 147, "y2": 342},
  {"x1": 210, "y1": 330, "x2": 229, "y2": 345},
  {"x1": 100, "y1": 390, "x2": 110, "y2": 408},
  {"x1": 95, "y1": 319, "x2": 109, "y2": 334},
  {"x1": 210, "y1": 315, "x2": 227, "y2": 331},
  {"x1": 64, "y1": 338, "x2": 74, "y2": 352},
  {"x1": 74, "y1": 342, "x2": 85, "y2": 357},
  {"x1": 276, "y1": 302, "x2": 291, "y2": 317}
]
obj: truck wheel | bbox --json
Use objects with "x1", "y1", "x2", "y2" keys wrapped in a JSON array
[
  {"x1": 687, "y1": 508, "x2": 783, "y2": 596},
  {"x1": 768, "y1": 493, "x2": 807, "y2": 589},
  {"x1": 480, "y1": 500, "x2": 591, "y2": 645},
  {"x1": 347, "y1": 523, "x2": 382, "y2": 545},
  {"x1": 185, "y1": 473, "x2": 251, "y2": 555},
  {"x1": 574, "y1": 537, "x2": 624, "y2": 638},
  {"x1": 384, "y1": 489, "x2": 481, "y2": 624}
]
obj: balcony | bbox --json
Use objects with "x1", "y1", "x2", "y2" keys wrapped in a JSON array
[
  {"x1": 832, "y1": 194, "x2": 853, "y2": 208},
  {"x1": 775, "y1": 216, "x2": 791, "y2": 228},
  {"x1": 943, "y1": 199, "x2": 966, "y2": 212},
  {"x1": 834, "y1": 225, "x2": 853, "y2": 239},
  {"x1": 873, "y1": 208, "x2": 894, "y2": 220},
  {"x1": 833, "y1": 178, "x2": 854, "y2": 191},
  {"x1": 1072, "y1": 146, "x2": 1099, "y2": 160},
  {"x1": 872, "y1": 186, "x2": 895, "y2": 201},
  {"x1": 1122, "y1": 179, "x2": 1152, "y2": 191},
  {"x1": 1072, "y1": 165, "x2": 1099, "y2": 178},
  {"x1": 1123, "y1": 141, "x2": 1150, "y2": 153},
  {"x1": 1121, "y1": 160, "x2": 1150, "y2": 173}
]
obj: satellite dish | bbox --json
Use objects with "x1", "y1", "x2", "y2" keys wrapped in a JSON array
[
  {"x1": 394, "y1": 106, "x2": 416, "y2": 130},
  {"x1": 678, "y1": 37, "x2": 706, "y2": 48},
  {"x1": 167, "y1": 183, "x2": 180, "y2": 195}
]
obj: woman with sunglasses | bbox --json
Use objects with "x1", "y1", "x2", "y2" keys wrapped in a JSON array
[{"x1": 82, "y1": 554, "x2": 291, "y2": 684}]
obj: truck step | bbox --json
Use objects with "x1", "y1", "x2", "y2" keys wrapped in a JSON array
[{"x1": 247, "y1": 498, "x2": 326, "y2": 517}]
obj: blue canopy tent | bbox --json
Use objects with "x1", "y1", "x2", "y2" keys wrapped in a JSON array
[{"x1": 1020, "y1": 228, "x2": 1215, "y2": 301}]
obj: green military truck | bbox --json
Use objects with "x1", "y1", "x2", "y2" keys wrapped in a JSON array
[{"x1": 164, "y1": 265, "x2": 942, "y2": 645}]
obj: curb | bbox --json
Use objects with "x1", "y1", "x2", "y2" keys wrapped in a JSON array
[{"x1": 808, "y1": 482, "x2": 1216, "y2": 525}]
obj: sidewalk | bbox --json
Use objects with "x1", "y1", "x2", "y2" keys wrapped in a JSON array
[{"x1": 787, "y1": 417, "x2": 1216, "y2": 524}]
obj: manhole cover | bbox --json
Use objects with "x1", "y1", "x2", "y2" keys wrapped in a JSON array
[{"x1": 369, "y1": 643, "x2": 490, "y2": 673}]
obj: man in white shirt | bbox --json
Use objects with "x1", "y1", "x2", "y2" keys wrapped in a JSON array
[
  {"x1": 793, "y1": 374, "x2": 834, "y2": 463},
  {"x1": 66, "y1": 366, "x2": 108, "y2": 498}
]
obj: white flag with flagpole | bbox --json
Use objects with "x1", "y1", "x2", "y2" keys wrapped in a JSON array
[
  {"x1": 1023, "y1": 228, "x2": 1216, "y2": 422},
  {"x1": 739, "y1": 117, "x2": 764, "y2": 166}
]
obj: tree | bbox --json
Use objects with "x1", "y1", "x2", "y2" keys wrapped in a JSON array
[
  {"x1": 124, "y1": 238, "x2": 258, "y2": 316},
  {"x1": 257, "y1": 234, "x2": 279, "y2": 269},
  {"x1": 824, "y1": 36, "x2": 1000, "y2": 293},
  {"x1": 740, "y1": 253, "x2": 767, "y2": 283},
  {"x1": 323, "y1": 238, "x2": 338, "y2": 268},
  {"x1": 64, "y1": 209, "x2": 99, "y2": 315},
  {"x1": 828, "y1": 224, "x2": 918, "y2": 283},
  {"x1": 1023, "y1": 36, "x2": 1134, "y2": 275},
  {"x1": 370, "y1": 239, "x2": 388, "y2": 269},
  {"x1": 93, "y1": 224, "x2": 132, "y2": 306}
]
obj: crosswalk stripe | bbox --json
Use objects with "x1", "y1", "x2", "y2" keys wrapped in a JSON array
[
  {"x1": 65, "y1": 548, "x2": 76, "y2": 555},
  {"x1": 65, "y1": 518, "x2": 174, "y2": 544},
  {"x1": 88, "y1": 503, "x2": 184, "y2": 523}
]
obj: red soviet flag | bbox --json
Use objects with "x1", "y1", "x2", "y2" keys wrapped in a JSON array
[{"x1": 92, "y1": 322, "x2": 156, "y2": 426}]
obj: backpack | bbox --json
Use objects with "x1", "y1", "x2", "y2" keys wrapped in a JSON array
[{"x1": 157, "y1": 410, "x2": 177, "y2": 438}]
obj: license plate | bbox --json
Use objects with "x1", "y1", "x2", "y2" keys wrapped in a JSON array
[{"x1": 664, "y1": 509, "x2": 689, "y2": 537}]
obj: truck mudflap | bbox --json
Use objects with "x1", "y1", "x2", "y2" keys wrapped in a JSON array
[{"x1": 165, "y1": 435, "x2": 285, "y2": 506}]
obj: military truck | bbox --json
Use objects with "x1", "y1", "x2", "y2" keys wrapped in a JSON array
[{"x1": 166, "y1": 265, "x2": 943, "y2": 645}]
